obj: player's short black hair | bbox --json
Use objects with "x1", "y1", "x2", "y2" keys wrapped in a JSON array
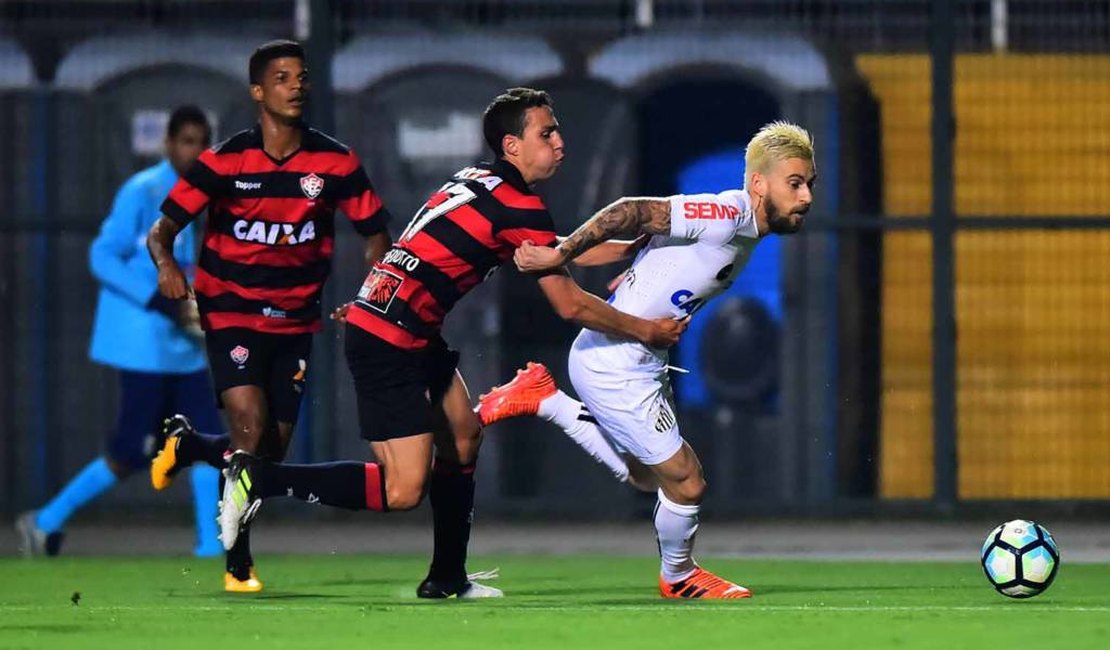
[
  {"x1": 482, "y1": 87, "x2": 554, "y2": 156},
  {"x1": 167, "y1": 105, "x2": 210, "y2": 140},
  {"x1": 249, "y1": 39, "x2": 306, "y2": 85}
]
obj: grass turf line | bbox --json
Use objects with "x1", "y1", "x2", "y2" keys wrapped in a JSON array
[{"x1": 2, "y1": 555, "x2": 1108, "y2": 649}]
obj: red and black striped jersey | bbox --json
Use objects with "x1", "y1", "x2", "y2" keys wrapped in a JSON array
[
  {"x1": 162, "y1": 124, "x2": 390, "y2": 334},
  {"x1": 347, "y1": 160, "x2": 557, "y2": 349}
]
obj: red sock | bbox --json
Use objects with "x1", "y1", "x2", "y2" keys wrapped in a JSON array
[
  {"x1": 364, "y1": 462, "x2": 388, "y2": 512},
  {"x1": 256, "y1": 460, "x2": 387, "y2": 512}
]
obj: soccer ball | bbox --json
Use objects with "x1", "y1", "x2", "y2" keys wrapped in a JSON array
[{"x1": 980, "y1": 519, "x2": 1060, "y2": 598}]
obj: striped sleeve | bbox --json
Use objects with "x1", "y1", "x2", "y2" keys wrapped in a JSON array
[
  {"x1": 337, "y1": 154, "x2": 391, "y2": 236},
  {"x1": 161, "y1": 149, "x2": 225, "y2": 226},
  {"x1": 495, "y1": 210, "x2": 558, "y2": 248},
  {"x1": 490, "y1": 185, "x2": 558, "y2": 248}
]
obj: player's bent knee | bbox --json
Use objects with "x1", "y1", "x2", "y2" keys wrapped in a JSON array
[
  {"x1": 458, "y1": 420, "x2": 481, "y2": 444},
  {"x1": 686, "y1": 479, "x2": 708, "y2": 504},
  {"x1": 385, "y1": 483, "x2": 425, "y2": 511},
  {"x1": 453, "y1": 423, "x2": 482, "y2": 460},
  {"x1": 671, "y1": 476, "x2": 706, "y2": 505}
]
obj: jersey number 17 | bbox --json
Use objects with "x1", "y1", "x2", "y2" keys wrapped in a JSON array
[{"x1": 400, "y1": 182, "x2": 477, "y2": 243}]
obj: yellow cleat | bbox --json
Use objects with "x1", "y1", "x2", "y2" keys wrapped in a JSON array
[
  {"x1": 224, "y1": 569, "x2": 264, "y2": 593},
  {"x1": 151, "y1": 414, "x2": 198, "y2": 491},
  {"x1": 150, "y1": 434, "x2": 179, "y2": 491}
]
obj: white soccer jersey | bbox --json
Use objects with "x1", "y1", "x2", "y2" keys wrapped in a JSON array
[
  {"x1": 575, "y1": 189, "x2": 760, "y2": 366},
  {"x1": 568, "y1": 188, "x2": 761, "y2": 465},
  {"x1": 611, "y1": 189, "x2": 758, "y2": 319}
]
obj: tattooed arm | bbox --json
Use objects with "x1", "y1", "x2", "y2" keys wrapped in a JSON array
[
  {"x1": 559, "y1": 198, "x2": 670, "y2": 260},
  {"x1": 564, "y1": 234, "x2": 651, "y2": 267},
  {"x1": 513, "y1": 198, "x2": 670, "y2": 273}
]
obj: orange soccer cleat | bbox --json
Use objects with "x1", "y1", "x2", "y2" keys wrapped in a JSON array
[
  {"x1": 224, "y1": 568, "x2": 264, "y2": 593},
  {"x1": 151, "y1": 415, "x2": 196, "y2": 491},
  {"x1": 659, "y1": 567, "x2": 752, "y2": 600},
  {"x1": 476, "y1": 362, "x2": 557, "y2": 426}
]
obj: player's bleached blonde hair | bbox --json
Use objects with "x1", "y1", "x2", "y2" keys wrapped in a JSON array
[{"x1": 744, "y1": 121, "x2": 815, "y2": 189}]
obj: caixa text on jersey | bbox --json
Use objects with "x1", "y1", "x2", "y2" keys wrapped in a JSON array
[{"x1": 232, "y1": 219, "x2": 317, "y2": 246}]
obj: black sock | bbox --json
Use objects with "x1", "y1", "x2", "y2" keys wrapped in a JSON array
[
  {"x1": 256, "y1": 460, "x2": 385, "y2": 511},
  {"x1": 427, "y1": 459, "x2": 476, "y2": 584},
  {"x1": 178, "y1": 433, "x2": 230, "y2": 468},
  {"x1": 226, "y1": 527, "x2": 253, "y2": 579}
]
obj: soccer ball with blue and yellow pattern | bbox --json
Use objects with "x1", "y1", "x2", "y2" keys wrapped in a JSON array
[{"x1": 981, "y1": 519, "x2": 1060, "y2": 598}]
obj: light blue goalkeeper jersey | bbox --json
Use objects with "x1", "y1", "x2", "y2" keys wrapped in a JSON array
[{"x1": 88, "y1": 159, "x2": 206, "y2": 373}]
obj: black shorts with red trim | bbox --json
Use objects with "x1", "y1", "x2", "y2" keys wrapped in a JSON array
[
  {"x1": 205, "y1": 327, "x2": 313, "y2": 424},
  {"x1": 343, "y1": 322, "x2": 459, "y2": 441}
]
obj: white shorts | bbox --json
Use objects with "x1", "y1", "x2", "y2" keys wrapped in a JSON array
[{"x1": 567, "y1": 331, "x2": 683, "y2": 466}]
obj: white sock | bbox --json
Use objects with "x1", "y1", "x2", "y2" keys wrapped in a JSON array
[
  {"x1": 538, "y1": 390, "x2": 629, "y2": 483},
  {"x1": 655, "y1": 489, "x2": 699, "y2": 583}
]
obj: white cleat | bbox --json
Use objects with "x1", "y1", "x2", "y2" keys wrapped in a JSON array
[
  {"x1": 16, "y1": 511, "x2": 47, "y2": 557},
  {"x1": 458, "y1": 581, "x2": 504, "y2": 599},
  {"x1": 219, "y1": 451, "x2": 262, "y2": 551}
]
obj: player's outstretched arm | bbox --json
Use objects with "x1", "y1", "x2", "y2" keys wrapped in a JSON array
[
  {"x1": 514, "y1": 199, "x2": 668, "y2": 273},
  {"x1": 560, "y1": 197, "x2": 669, "y2": 261},
  {"x1": 147, "y1": 215, "x2": 189, "y2": 299},
  {"x1": 536, "y1": 270, "x2": 687, "y2": 348},
  {"x1": 566, "y1": 234, "x2": 651, "y2": 267}
]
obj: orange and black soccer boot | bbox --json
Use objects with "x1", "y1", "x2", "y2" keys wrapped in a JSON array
[
  {"x1": 476, "y1": 362, "x2": 557, "y2": 426},
  {"x1": 151, "y1": 414, "x2": 196, "y2": 491},
  {"x1": 659, "y1": 567, "x2": 752, "y2": 599},
  {"x1": 224, "y1": 567, "x2": 264, "y2": 593}
]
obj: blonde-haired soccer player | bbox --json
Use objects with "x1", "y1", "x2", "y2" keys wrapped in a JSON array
[{"x1": 479, "y1": 121, "x2": 815, "y2": 599}]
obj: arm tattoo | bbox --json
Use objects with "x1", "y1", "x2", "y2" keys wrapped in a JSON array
[
  {"x1": 557, "y1": 198, "x2": 670, "y2": 261},
  {"x1": 637, "y1": 199, "x2": 672, "y2": 236}
]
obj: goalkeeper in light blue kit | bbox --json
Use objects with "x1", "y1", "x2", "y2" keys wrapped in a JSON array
[{"x1": 16, "y1": 106, "x2": 224, "y2": 558}]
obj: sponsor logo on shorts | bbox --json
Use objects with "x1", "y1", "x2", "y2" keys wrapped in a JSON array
[
  {"x1": 300, "y1": 173, "x2": 324, "y2": 199},
  {"x1": 653, "y1": 398, "x2": 677, "y2": 433},
  {"x1": 230, "y1": 345, "x2": 249, "y2": 368}
]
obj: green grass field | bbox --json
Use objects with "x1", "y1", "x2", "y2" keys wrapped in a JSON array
[{"x1": 3, "y1": 555, "x2": 1108, "y2": 649}]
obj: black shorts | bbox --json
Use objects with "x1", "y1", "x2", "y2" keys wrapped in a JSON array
[
  {"x1": 205, "y1": 327, "x2": 314, "y2": 424},
  {"x1": 107, "y1": 369, "x2": 222, "y2": 471},
  {"x1": 344, "y1": 322, "x2": 459, "y2": 441}
]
